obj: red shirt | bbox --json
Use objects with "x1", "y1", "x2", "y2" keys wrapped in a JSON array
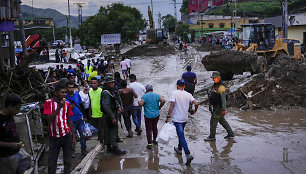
[{"x1": 43, "y1": 99, "x2": 73, "y2": 138}]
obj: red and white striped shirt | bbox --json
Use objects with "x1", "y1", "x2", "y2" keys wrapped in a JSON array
[{"x1": 43, "y1": 99, "x2": 73, "y2": 138}]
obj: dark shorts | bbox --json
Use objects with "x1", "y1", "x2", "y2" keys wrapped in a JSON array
[
  {"x1": 122, "y1": 70, "x2": 127, "y2": 74},
  {"x1": 185, "y1": 84, "x2": 195, "y2": 95}
]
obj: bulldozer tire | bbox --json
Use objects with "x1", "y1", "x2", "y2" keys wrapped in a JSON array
[
  {"x1": 257, "y1": 56, "x2": 267, "y2": 73},
  {"x1": 273, "y1": 54, "x2": 291, "y2": 65}
]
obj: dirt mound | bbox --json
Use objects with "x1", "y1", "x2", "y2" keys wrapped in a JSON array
[
  {"x1": 196, "y1": 43, "x2": 224, "y2": 52},
  {"x1": 202, "y1": 50, "x2": 257, "y2": 80},
  {"x1": 0, "y1": 67, "x2": 50, "y2": 104},
  {"x1": 228, "y1": 58, "x2": 306, "y2": 109},
  {"x1": 124, "y1": 43, "x2": 176, "y2": 57}
]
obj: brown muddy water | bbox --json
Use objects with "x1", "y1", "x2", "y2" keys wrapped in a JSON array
[{"x1": 88, "y1": 46, "x2": 306, "y2": 174}]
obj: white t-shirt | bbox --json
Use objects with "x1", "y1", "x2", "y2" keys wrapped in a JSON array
[
  {"x1": 125, "y1": 58, "x2": 131, "y2": 68},
  {"x1": 120, "y1": 61, "x2": 128, "y2": 70},
  {"x1": 169, "y1": 90, "x2": 195, "y2": 123},
  {"x1": 129, "y1": 82, "x2": 146, "y2": 106},
  {"x1": 79, "y1": 90, "x2": 90, "y2": 109}
]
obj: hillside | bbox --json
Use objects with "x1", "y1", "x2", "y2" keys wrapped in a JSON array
[
  {"x1": 21, "y1": 5, "x2": 87, "y2": 28},
  {"x1": 206, "y1": 0, "x2": 306, "y2": 18}
]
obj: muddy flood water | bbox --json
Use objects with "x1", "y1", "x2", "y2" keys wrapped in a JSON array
[{"x1": 88, "y1": 46, "x2": 306, "y2": 174}]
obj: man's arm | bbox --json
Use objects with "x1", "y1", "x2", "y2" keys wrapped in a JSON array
[
  {"x1": 45, "y1": 99, "x2": 65, "y2": 123},
  {"x1": 138, "y1": 99, "x2": 145, "y2": 107},
  {"x1": 166, "y1": 101, "x2": 175, "y2": 123},
  {"x1": 67, "y1": 116, "x2": 76, "y2": 147},
  {"x1": 218, "y1": 85, "x2": 227, "y2": 116},
  {"x1": 131, "y1": 89, "x2": 138, "y2": 98},
  {"x1": 191, "y1": 100, "x2": 199, "y2": 115},
  {"x1": 159, "y1": 96, "x2": 165, "y2": 110},
  {"x1": 102, "y1": 92, "x2": 116, "y2": 119},
  {"x1": 194, "y1": 77, "x2": 198, "y2": 85}
]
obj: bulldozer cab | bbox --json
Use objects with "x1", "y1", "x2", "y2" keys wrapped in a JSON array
[{"x1": 242, "y1": 23, "x2": 275, "y2": 51}]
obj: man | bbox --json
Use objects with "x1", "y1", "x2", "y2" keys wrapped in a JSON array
[
  {"x1": 204, "y1": 72, "x2": 235, "y2": 141},
  {"x1": 182, "y1": 65, "x2": 197, "y2": 96},
  {"x1": 66, "y1": 82, "x2": 87, "y2": 157},
  {"x1": 166, "y1": 80, "x2": 199, "y2": 165},
  {"x1": 139, "y1": 85, "x2": 165, "y2": 149},
  {"x1": 89, "y1": 77, "x2": 104, "y2": 144},
  {"x1": 129, "y1": 74, "x2": 146, "y2": 135},
  {"x1": 102, "y1": 75, "x2": 126, "y2": 155},
  {"x1": 44, "y1": 84, "x2": 76, "y2": 174},
  {"x1": 85, "y1": 59, "x2": 93, "y2": 80},
  {"x1": 124, "y1": 55, "x2": 131, "y2": 76},
  {"x1": 120, "y1": 58, "x2": 128, "y2": 80},
  {"x1": 88, "y1": 66, "x2": 98, "y2": 81},
  {"x1": 0, "y1": 95, "x2": 22, "y2": 174}
]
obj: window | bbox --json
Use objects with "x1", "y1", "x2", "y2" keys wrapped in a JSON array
[
  {"x1": 192, "y1": 10, "x2": 195, "y2": 12},
  {"x1": 199, "y1": 0, "x2": 202, "y2": 3},
  {"x1": 192, "y1": 0, "x2": 196, "y2": 4},
  {"x1": 209, "y1": 23, "x2": 214, "y2": 28},
  {"x1": 197, "y1": 22, "x2": 201, "y2": 25},
  {"x1": 219, "y1": 23, "x2": 225, "y2": 28},
  {"x1": 201, "y1": 22, "x2": 205, "y2": 25}
]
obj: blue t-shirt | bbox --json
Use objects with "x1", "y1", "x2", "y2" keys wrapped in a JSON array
[
  {"x1": 66, "y1": 92, "x2": 83, "y2": 122},
  {"x1": 182, "y1": 71, "x2": 197, "y2": 86},
  {"x1": 142, "y1": 92, "x2": 160, "y2": 118}
]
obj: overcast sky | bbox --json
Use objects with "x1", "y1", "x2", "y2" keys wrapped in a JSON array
[{"x1": 22, "y1": 0, "x2": 183, "y2": 24}]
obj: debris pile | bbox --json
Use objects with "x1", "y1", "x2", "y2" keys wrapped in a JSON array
[
  {"x1": 202, "y1": 50, "x2": 257, "y2": 80},
  {"x1": 124, "y1": 43, "x2": 176, "y2": 57},
  {"x1": 196, "y1": 43, "x2": 224, "y2": 52},
  {"x1": 0, "y1": 67, "x2": 50, "y2": 104},
  {"x1": 228, "y1": 57, "x2": 306, "y2": 109}
]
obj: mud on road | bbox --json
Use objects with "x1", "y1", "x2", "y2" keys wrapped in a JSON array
[{"x1": 87, "y1": 44, "x2": 306, "y2": 174}]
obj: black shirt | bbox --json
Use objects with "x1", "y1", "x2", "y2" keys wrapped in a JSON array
[{"x1": 0, "y1": 114, "x2": 20, "y2": 157}]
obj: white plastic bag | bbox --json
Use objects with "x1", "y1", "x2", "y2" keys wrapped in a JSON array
[
  {"x1": 157, "y1": 123, "x2": 177, "y2": 145},
  {"x1": 82, "y1": 123, "x2": 92, "y2": 138}
]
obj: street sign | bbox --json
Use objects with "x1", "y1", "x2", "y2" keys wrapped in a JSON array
[{"x1": 101, "y1": 33, "x2": 121, "y2": 45}]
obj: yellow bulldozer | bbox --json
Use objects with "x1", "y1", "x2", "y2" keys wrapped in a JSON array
[{"x1": 235, "y1": 23, "x2": 304, "y2": 72}]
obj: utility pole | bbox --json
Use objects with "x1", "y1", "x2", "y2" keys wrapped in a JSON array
[
  {"x1": 7, "y1": 0, "x2": 15, "y2": 68},
  {"x1": 68, "y1": 0, "x2": 72, "y2": 48},
  {"x1": 173, "y1": 0, "x2": 177, "y2": 22},
  {"x1": 73, "y1": 2, "x2": 85, "y2": 26},
  {"x1": 158, "y1": 12, "x2": 161, "y2": 29},
  {"x1": 232, "y1": 0, "x2": 237, "y2": 38},
  {"x1": 16, "y1": 0, "x2": 28, "y2": 59},
  {"x1": 151, "y1": 0, "x2": 154, "y2": 20},
  {"x1": 282, "y1": 0, "x2": 288, "y2": 38}
]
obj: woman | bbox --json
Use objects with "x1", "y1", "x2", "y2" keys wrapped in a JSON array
[
  {"x1": 118, "y1": 80, "x2": 137, "y2": 138},
  {"x1": 114, "y1": 72, "x2": 122, "y2": 91},
  {"x1": 79, "y1": 81, "x2": 90, "y2": 121}
]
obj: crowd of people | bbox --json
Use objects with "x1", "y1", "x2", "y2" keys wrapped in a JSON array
[{"x1": 0, "y1": 53, "x2": 235, "y2": 173}]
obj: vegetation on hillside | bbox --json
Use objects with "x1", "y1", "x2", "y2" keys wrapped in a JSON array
[
  {"x1": 75, "y1": 3, "x2": 147, "y2": 46},
  {"x1": 207, "y1": 0, "x2": 306, "y2": 17},
  {"x1": 180, "y1": 1, "x2": 190, "y2": 15},
  {"x1": 162, "y1": 14, "x2": 176, "y2": 29}
]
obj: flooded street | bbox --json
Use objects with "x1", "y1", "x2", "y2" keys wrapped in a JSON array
[{"x1": 89, "y1": 46, "x2": 306, "y2": 174}]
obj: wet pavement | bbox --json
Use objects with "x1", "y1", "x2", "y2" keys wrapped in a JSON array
[{"x1": 88, "y1": 45, "x2": 306, "y2": 174}]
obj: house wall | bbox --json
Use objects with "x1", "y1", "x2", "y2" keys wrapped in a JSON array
[{"x1": 288, "y1": 25, "x2": 306, "y2": 44}]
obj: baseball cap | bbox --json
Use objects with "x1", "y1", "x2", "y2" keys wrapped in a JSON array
[
  {"x1": 186, "y1": 65, "x2": 192, "y2": 71},
  {"x1": 176, "y1": 79, "x2": 185, "y2": 86}
]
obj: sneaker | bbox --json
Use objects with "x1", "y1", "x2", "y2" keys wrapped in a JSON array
[
  {"x1": 112, "y1": 146, "x2": 126, "y2": 155},
  {"x1": 126, "y1": 133, "x2": 133, "y2": 138},
  {"x1": 116, "y1": 138, "x2": 123, "y2": 143},
  {"x1": 82, "y1": 150, "x2": 88, "y2": 156},
  {"x1": 152, "y1": 140, "x2": 158, "y2": 145},
  {"x1": 137, "y1": 129, "x2": 142, "y2": 136},
  {"x1": 224, "y1": 134, "x2": 235, "y2": 139},
  {"x1": 204, "y1": 136, "x2": 216, "y2": 141},
  {"x1": 146, "y1": 144, "x2": 152, "y2": 149},
  {"x1": 185, "y1": 154, "x2": 194, "y2": 165},
  {"x1": 174, "y1": 147, "x2": 182, "y2": 154},
  {"x1": 72, "y1": 152, "x2": 76, "y2": 158}
]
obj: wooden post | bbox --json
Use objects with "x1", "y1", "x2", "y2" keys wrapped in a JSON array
[
  {"x1": 0, "y1": 33, "x2": 3, "y2": 69},
  {"x1": 16, "y1": 0, "x2": 27, "y2": 59},
  {"x1": 7, "y1": 0, "x2": 15, "y2": 68}
]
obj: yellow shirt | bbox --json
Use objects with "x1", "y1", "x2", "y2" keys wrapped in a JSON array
[{"x1": 88, "y1": 71, "x2": 98, "y2": 81}]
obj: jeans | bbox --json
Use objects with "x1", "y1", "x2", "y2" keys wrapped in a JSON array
[
  {"x1": 90, "y1": 117, "x2": 104, "y2": 144},
  {"x1": 123, "y1": 104, "x2": 133, "y2": 132},
  {"x1": 72, "y1": 119, "x2": 87, "y2": 152},
  {"x1": 0, "y1": 151, "x2": 21, "y2": 174},
  {"x1": 173, "y1": 122, "x2": 190, "y2": 155},
  {"x1": 48, "y1": 133, "x2": 72, "y2": 174},
  {"x1": 144, "y1": 116, "x2": 159, "y2": 144},
  {"x1": 132, "y1": 106, "x2": 142, "y2": 129}
]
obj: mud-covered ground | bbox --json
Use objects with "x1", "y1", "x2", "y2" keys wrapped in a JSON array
[{"x1": 83, "y1": 44, "x2": 306, "y2": 174}]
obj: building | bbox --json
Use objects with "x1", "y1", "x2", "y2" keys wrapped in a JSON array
[
  {"x1": 264, "y1": 13, "x2": 306, "y2": 44},
  {"x1": 188, "y1": 0, "x2": 225, "y2": 14},
  {"x1": 189, "y1": 15, "x2": 261, "y2": 37},
  {"x1": 14, "y1": 17, "x2": 54, "y2": 28}
]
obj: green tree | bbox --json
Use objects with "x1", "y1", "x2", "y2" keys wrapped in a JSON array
[
  {"x1": 76, "y1": 3, "x2": 147, "y2": 46},
  {"x1": 180, "y1": 1, "x2": 190, "y2": 15},
  {"x1": 175, "y1": 22, "x2": 194, "y2": 42},
  {"x1": 162, "y1": 14, "x2": 176, "y2": 29}
]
